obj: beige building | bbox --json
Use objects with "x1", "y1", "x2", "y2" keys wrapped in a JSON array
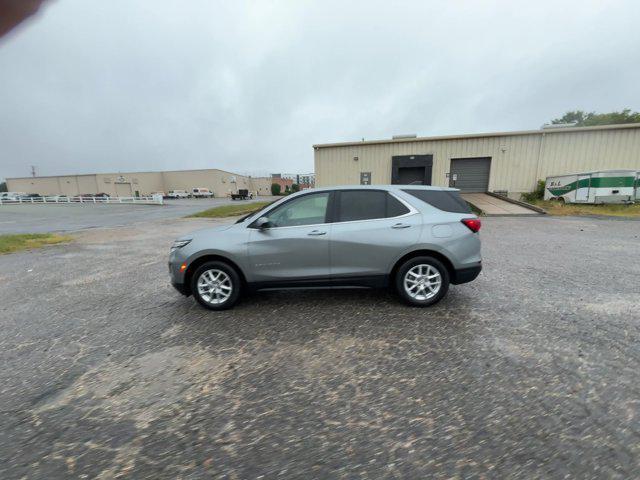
[
  {"x1": 314, "y1": 123, "x2": 640, "y2": 198},
  {"x1": 7, "y1": 168, "x2": 273, "y2": 198}
]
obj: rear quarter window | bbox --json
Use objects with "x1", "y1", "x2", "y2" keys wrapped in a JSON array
[{"x1": 402, "y1": 189, "x2": 471, "y2": 213}]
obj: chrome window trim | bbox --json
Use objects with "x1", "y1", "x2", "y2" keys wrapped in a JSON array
[
  {"x1": 331, "y1": 190, "x2": 418, "y2": 225},
  {"x1": 248, "y1": 191, "x2": 331, "y2": 230},
  {"x1": 252, "y1": 190, "x2": 419, "y2": 231},
  {"x1": 254, "y1": 222, "x2": 330, "y2": 231}
]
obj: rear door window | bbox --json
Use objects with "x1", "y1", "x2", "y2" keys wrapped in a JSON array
[
  {"x1": 337, "y1": 191, "x2": 410, "y2": 221},
  {"x1": 403, "y1": 189, "x2": 471, "y2": 213},
  {"x1": 337, "y1": 191, "x2": 386, "y2": 221}
]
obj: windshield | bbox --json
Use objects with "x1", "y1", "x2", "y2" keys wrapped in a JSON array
[{"x1": 235, "y1": 201, "x2": 276, "y2": 223}]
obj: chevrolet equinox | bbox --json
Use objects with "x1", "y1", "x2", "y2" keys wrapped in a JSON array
[{"x1": 169, "y1": 185, "x2": 481, "y2": 310}]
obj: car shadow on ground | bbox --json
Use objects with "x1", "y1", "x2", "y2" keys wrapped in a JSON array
[{"x1": 168, "y1": 286, "x2": 480, "y2": 347}]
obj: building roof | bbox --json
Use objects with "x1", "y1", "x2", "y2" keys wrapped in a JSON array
[
  {"x1": 6, "y1": 167, "x2": 263, "y2": 182},
  {"x1": 312, "y1": 123, "x2": 640, "y2": 149}
]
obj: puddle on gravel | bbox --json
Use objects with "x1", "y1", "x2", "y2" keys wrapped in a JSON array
[
  {"x1": 31, "y1": 334, "x2": 396, "y2": 431},
  {"x1": 583, "y1": 297, "x2": 639, "y2": 316},
  {"x1": 33, "y1": 345, "x2": 242, "y2": 429}
]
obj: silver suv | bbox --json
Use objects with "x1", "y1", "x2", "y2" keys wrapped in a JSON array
[{"x1": 169, "y1": 185, "x2": 481, "y2": 310}]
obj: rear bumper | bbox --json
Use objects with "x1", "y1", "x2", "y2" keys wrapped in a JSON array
[{"x1": 451, "y1": 264, "x2": 482, "y2": 284}]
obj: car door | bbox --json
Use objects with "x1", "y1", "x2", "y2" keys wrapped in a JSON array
[
  {"x1": 247, "y1": 191, "x2": 332, "y2": 283},
  {"x1": 330, "y1": 190, "x2": 421, "y2": 278}
]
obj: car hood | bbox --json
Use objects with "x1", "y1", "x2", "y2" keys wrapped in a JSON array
[{"x1": 182, "y1": 223, "x2": 235, "y2": 240}]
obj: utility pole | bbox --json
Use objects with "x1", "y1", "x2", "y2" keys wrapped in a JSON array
[{"x1": 31, "y1": 165, "x2": 36, "y2": 177}]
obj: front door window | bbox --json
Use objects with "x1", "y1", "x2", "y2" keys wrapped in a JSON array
[{"x1": 267, "y1": 193, "x2": 329, "y2": 227}]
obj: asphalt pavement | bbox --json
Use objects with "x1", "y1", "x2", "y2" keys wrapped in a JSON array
[
  {"x1": 1, "y1": 215, "x2": 639, "y2": 478},
  {"x1": 0, "y1": 197, "x2": 274, "y2": 234}
]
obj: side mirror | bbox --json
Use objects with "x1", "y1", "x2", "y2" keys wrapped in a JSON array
[{"x1": 255, "y1": 216, "x2": 271, "y2": 229}]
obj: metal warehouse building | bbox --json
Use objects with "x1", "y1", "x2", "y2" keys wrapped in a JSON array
[
  {"x1": 7, "y1": 168, "x2": 273, "y2": 198},
  {"x1": 314, "y1": 123, "x2": 640, "y2": 198}
]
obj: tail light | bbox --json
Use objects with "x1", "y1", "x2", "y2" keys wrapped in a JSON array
[{"x1": 461, "y1": 218, "x2": 481, "y2": 233}]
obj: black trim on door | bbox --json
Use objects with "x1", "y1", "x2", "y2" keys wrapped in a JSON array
[
  {"x1": 247, "y1": 274, "x2": 389, "y2": 291},
  {"x1": 325, "y1": 190, "x2": 339, "y2": 223}
]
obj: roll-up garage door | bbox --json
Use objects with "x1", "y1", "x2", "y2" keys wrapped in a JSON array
[{"x1": 449, "y1": 157, "x2": 491, "y2": 192}]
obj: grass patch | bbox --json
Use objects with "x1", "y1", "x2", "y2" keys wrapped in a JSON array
[
  {"x1": 0, "y1": 233, "x2": 72, "y2": 254},
  {"x1": 466, "y1": 201, "x2": 483, "y2": 216},
  {"x1": 186, "y1": 201, "x2": 273, "y2": 219},
  {"x1": 531, "y1": 200, "x2": 640, "y2": 217}
]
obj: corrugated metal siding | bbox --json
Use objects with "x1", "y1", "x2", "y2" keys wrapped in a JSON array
[
  {"x1": 7, "y1": 169, "x2": 270, "y2": 197},
  {"x1": 7, "y1": 177, "x2": 60, "y2": 195},
  {"x1": 315, "y1": 126, "x2": 640, "y2": 193},
  {"x1": 538, "y1": 128, "x2": 640, "y2": 179}
]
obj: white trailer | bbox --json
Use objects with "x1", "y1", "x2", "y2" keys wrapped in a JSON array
[{"x1": 544, "y1": 169, "x2": 636, "y2": 204}]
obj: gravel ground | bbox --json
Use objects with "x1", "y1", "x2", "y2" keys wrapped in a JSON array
[{"x1": 1, "y1": 215, "x2": 639, "y2": 479}]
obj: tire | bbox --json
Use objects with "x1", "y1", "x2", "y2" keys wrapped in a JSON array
[
  {"x1": 191, "y1": 261, "x2": 241, "y2": 310},
  {"x1": 395, "y1": 256, "x2": 450, "y2": 307}
]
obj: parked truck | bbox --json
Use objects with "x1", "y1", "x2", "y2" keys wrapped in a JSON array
[
  {"x1": 544, "y1": 169, "x2": 636, "y2": 204},
  {"x1": 230, "y1": 189, "x2": 253, "y2": 200}
]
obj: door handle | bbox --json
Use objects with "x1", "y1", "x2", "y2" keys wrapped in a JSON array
[
  {"x1": 391, "y1": 223, "x2": 411, "y2": 229},
  {"x1": 308, "y1": 230, "x2": 327, "y2": 236}
]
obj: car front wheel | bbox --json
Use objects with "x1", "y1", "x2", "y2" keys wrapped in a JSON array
[
  {"x1": 191, "y1": 261, "x2": 241, "y2": 310},
  {"x1": 395, "y1": 256, "x2": 449, "y2": 307}
]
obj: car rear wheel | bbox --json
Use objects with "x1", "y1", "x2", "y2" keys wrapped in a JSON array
[
  {"x1": 395, "y1": 256, "x2": 449, "y2": 307},
  {"x1": 191, "y1": 261, "x2": 241, "y2": 310}
]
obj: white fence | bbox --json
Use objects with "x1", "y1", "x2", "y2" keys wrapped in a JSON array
[{"x1": 0, "y1": 195, "x2": 164, "y2": 206}]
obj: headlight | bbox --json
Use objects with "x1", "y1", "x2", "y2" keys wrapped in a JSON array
[{"x1": 170, "y1": 239, "x2": 192, "y2": 252}]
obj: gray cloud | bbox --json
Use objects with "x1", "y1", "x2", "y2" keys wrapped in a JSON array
[{"x1": 1, "y1": 0, "x2": 639, "y2": 180}]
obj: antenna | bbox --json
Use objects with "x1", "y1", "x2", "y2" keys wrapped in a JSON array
[{"x1": 31, "y1": 165, "x2": 36, "y2": 177}]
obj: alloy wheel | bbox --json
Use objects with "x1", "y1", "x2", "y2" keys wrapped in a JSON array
[
  {"x1": 403, "y1": 264, "x2": 442, "y2": 301},
  {"x1": 197, "y1": 269, "x2": 233, "y2": 305}
]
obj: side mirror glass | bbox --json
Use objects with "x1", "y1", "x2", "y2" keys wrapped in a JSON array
[{"x1": 255, "y1": 216, "x2": 271, "y2": 229}]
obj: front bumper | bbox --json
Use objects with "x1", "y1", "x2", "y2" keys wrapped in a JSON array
[
  {"x1": 451, "y1": 264, "x2": 482, "y2": 285},
  {"x1": 171, "y1": 281, "x2": 190, "y2": 296},
  {"x1": 169, "y1": 248, "x2": 190, "y2": 295}
]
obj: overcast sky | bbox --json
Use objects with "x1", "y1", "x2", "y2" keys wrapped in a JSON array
[{"x1": 1, "y1": 0, "x2": 639, "y2": 180}]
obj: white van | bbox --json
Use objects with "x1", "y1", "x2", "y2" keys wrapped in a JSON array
[
  {"x1": 191, "y1": 188, "x2": 213, "y2": 198},
  {"x1": 168, "y1": 190, "x2": 190, "y2": 199}
]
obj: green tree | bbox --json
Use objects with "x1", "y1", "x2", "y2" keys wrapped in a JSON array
[
  {"x1": 551, "y1": 109, "x2": 640, "y2": 127},
  {"x1": 291, "y1": 183, "x2": 300, "y2": 193},
  {"x1": 270, "y1": 183, "x2": 281, "y2": 196},
  {"x1": 0, "y1": 182, "x2": 7, "y2": 192}
]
